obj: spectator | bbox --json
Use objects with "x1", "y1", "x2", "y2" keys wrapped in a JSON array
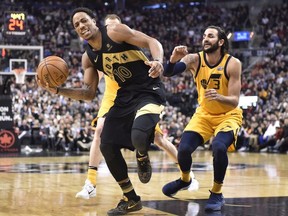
[
  {"x1": 75, "y1": 128, "x2": 92, "y2": 151},
  {"x1": 272, "y1": 118, "x2": 288, "y2": 153},
  {"x1": 258, "y1": 119, "x2": 284, "y2": 152},
  {"x1": 263, "y1": 116, "x2": 280, "y2": 141}
]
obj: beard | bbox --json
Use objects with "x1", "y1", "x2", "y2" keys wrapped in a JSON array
[{"x1": 203, "y1": 41, "x2": 219, "y2": 54}]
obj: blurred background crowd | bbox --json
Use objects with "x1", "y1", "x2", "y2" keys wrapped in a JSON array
[{"x1": 0, "y1": 0, "x2": 287, "y2": 153}]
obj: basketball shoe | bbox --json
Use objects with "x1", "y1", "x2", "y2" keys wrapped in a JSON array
[
  {"x1": 205, "y1": 190, "x2": 225, "y2": 211},
  {"x1": 107, "y1": 196, "x2": 142, "y2": 215},
  {"x1": 162, "y1": 178, "x2": 192, "y2": 197},
  {"x1": 136, "y1": 151, "x2": 152, "y2": 183},
  {"x1": 75, "y1": 179, "x2": 96, "y2": 199},
  {"x1": 188, "y1": 171, "x2": 200, "y2": 191}
]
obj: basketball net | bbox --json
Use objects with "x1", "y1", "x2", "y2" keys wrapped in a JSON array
[{"x1": 12, "y1": 68, "x2": 26, "y2": 84}]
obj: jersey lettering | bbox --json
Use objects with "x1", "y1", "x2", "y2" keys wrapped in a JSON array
[
  {"x1": 209, "y1": 74, "x2": 222, "y2": 89},
  {"x1": 114, "y1": 66, "x2": 132, "y2": 82},
  {"x1": 201, "y1": 74, "x2": 222, "y2": 89},
  {"x1": 113, "y1": 55, "x2": 119, "y2": 61},
  {"x1": 120, "y1": 53, "x2": 128, "y2": 61}
]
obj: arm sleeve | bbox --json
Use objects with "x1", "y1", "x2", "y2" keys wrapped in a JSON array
[{"x1": 163, "y1": 61, "x2": 187, "y2": 77}]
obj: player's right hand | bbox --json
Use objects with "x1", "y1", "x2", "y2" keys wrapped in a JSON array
[
  {"x1": 170, "y1": 45, "x2": 188, "y2": 63},
  {"x1": 35, "y1": 75, "x2": 58, "y2": 94}
]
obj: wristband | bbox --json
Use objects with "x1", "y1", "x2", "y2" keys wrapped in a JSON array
[
  {"x1": 55, "y1": 87, "x2": 59, "y2": 94},
  {"x1": 163, "y1": 61, "x2": 186, "y2": 77},
  {"x1": 153, "y1": 58, "x2": 162, "y2": 63}
]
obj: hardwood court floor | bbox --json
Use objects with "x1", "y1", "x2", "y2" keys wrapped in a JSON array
[{"x1": 0, "y1": 149, "x2": 288, "y2": 216}]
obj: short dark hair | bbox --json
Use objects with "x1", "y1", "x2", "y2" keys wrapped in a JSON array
[
  {"x1": 206, "y1": 25, "x2": 229, "y2": 55},
  {"x1": 70, "y1": 7, "x2": 97, "y2": 26}
]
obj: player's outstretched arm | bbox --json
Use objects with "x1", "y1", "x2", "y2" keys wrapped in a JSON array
[
  {"x1": 164, "y1": 46, "x2": 199, "y2": 77},
  {"x1": 37, "y1": 52, "x2": 99, "y2": 101}
]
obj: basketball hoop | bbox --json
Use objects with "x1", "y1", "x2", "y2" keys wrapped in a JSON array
[{"x1": 12, "y1": 68, "x2": 26, "y2": 84}]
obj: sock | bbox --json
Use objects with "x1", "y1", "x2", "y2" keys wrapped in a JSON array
[
  {"x1": 87, "y1": 166, "x2": 97, "y2": 186},
  {"x1": 211, "y1": 181, "x2": 223, "y2": 194},
  {"x1": 181, "y1": 171, "x2": 191, "y2": 183},
  {"x1": 136, "y1": 150, "x2": 147, "y2": 159},
  {"x1": 118, "y1": 178, "x2": 138, "y2": 200},
  {"x1": 136, "y1": 151, "x2": 147, "y2": 158}
]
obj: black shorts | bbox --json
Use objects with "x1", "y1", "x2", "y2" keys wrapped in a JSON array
[
  {"x1": 101, "y1": 111, "x2": 135, "y2": 150},
  {"x1": 101, "y1": 99, "x2": 163, "y2": 150}
]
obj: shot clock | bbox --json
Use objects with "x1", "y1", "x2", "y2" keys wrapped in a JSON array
[{"x1": 4, "y1": 11, "x2": 27, "y2": 39}]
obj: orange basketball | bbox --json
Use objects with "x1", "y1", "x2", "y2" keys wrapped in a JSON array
[{"x1": 36, "y1": 56, "x2": 69, "y2": 87}]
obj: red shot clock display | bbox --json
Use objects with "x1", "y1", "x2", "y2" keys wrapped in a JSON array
[{"x1": 4, "y1": 11, "x2": 27, "y2": 37}]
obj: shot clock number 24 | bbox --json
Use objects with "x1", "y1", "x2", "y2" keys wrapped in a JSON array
[{"x1": 4, "y1": 11, "x2": 27, "y2": 37}]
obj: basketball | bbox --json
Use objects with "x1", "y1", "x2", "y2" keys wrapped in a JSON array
[{"x1": 36, "y1": 55, "x2": 69, "y2": 87}]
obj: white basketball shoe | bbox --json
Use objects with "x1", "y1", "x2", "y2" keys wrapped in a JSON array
[
  {"x1": 75, "y1": 179, "x2": 96, "y2": 199},
  {"x1": 188, "y1": 171, "x2": 200, "y2": 191}
]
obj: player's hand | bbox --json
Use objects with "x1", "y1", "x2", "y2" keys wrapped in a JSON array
[
  {"x1": 145, "y1": 60, "x2": 164, "y2": 78},
  {"x1": 205, "y1": 89, "x2": 221, "y2": 101},
  {"x1": 170, "y1": 45, "x2": 188, "y2": 63},
  {"x1": 35, "y1": 75, "x2": 58, "y2": 94}
]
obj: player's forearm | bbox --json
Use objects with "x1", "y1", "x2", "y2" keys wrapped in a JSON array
[
  {"x1": 163, "y1": 61, "x2": 186, "y2": 77},
  {"x1": 57, "y1": 87, "x2": 96, "y2": 101},
  {"x1": 218, "y1": 95, "x2": 239, "y2": 107},
  {"x1": 150, "y1": 39, "x2": 164, "y2": 63}
]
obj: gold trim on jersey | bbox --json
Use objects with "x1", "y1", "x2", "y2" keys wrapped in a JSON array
[
  {"x1": 135, "y1": 104, "x2": 164, "y2": 119},
  {"x1": 97, "y1": 76, "x2": 119, "y2": 118}
]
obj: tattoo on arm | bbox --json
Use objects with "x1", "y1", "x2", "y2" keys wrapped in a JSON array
[
  {"x1": 83, "y1": 83, "x2": 90, "y2": 90},
  {"x1": 184, "y1": 54, "x2": 198, "y2": 70},
  {"x1": 187, "y1": 54, "x2": 197, "y2": 64},
  {"x1": 58, "y1": 83, "x2": 96, "y2": 101}
]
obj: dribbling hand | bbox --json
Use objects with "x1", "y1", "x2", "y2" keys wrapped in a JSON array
[{"x1": 35, "y1": 75, "x2": 58, "y2": 94}]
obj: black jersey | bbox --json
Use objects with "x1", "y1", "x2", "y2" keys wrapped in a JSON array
[{"x1": 86, "y1": 26, "x2": 166, "y2": 115}]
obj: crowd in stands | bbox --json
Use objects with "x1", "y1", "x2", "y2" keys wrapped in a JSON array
[{"x1": 0, "y1": 0, "x2": 287, "y2": 153}]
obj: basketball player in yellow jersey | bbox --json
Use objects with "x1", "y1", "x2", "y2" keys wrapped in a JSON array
[
  {"x1": 162, "y1": 26, "x2": 243, "y2": 212},
  {"x1": 75, "y1": 14, "x2": 199, "y2": 200}
]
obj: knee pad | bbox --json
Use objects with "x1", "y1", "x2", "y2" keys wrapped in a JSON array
[{"x1": 131, "y1": 128, "x2": 154, "y2": 153}]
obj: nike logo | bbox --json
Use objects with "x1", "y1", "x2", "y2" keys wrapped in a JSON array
[
  {"x1": 88, "y1": 190, "x2": 94, "y2": 194},
  {"x1": 94, "y1": 55, "x2": 98, "y2": 63},
  {"x1": 107, "y1": 44, "x2": 113, "y2": 51},
  {"x1": 153, "y1": 87, "x2": 160, "y2": 90},
  {"x1": 88, "y1": 187, "x2": 95, "y2": 194},
  {"x1": 127, "y1": 202, "x2": 138, "y2": 210}
]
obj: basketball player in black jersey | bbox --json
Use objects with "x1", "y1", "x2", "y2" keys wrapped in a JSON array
[{"x1": 37, "y1": 7, "x2": 166, "y2": 215}]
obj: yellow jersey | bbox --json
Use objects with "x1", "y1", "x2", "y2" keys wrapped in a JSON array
[
  {"x1": 195, "y1": 51, "x2": 238, "y2": 115},
  {"x1": 97, "y1": 76, "x2": 119, "y2": 117}
]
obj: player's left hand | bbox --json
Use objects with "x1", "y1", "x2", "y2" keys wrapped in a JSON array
[{"x1": 145, "y1": 60, "x2": 164, "y2": 78}]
